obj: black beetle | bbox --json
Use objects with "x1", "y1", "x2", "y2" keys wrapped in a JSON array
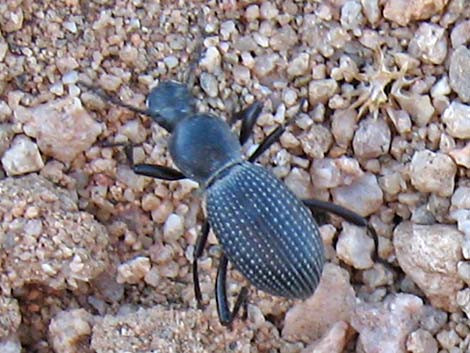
[{"x1": 80, "y1": 79, "x2": 375, "y2": 326}]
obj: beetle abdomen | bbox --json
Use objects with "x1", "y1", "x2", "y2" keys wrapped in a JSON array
[{"x1": 206, "y1": 162, "x2": 325, "y2": 299}]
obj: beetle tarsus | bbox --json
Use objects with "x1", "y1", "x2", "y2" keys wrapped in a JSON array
[
  {"x1": 193, "y1": 220, "x2": 210, "y2": 308},
  {"x1": 216, "y1": 254, "x2": 248, "y2": 327}
]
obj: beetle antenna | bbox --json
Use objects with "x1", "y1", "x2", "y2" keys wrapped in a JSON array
[
  {"x1": 78, "y1": 80, "x2": 158, "y2": 118},
  {"x1": 183, "y1": 9, "x2": 207, "y2": 89}
]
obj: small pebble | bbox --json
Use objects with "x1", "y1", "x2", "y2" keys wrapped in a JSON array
[
  {"x1": 409, "y1": 150, "x2": 456, "y2": 197},
  {"x1": 49, "y1": 309, "x2": 93, "y2": 353},
  {"x1": 308, "y1": 79, "x2": 338, "y2": 107},
  {"x1": 1, "y1": 135, "x2": 44, "y2": 176},
  {"x1": 383, "y1": 0, "x2": 447, "y2": 26},
  {"x1": 352, "y1": 294, "x2": 424, "y2": 353},
  {"x1": 287, "y1": 53, "x2": 310, "y2": 77},
  {"x1": 409, "y1": 23, "x2": 447, "y2": 64},
  {"x1": 450, "y1": 20, "x2": 470, "y2": 48},
  {"x1": 436, "y1": 329, "x2": 461, "y2": 350},
  {"x1": 116, "y1": 256, "x2": 151, "y2": 284},
  {"x1": 163, "y1": 213, "x2": 185, "y2": 242},
  {"x1": 199, "y1": 46, "x2": 221, "y2": 73},
  {"x1": 200, "y1": 72, "x2": 219, "y2": 98},
  {"x1": 406, "y1": 329, "x2": 438, "y2": 353},
  {"x1": 232, "y1": 65, "x2": 251, "y2": 86},
  {"x1": 336, "y1": 223, "x2": 375, "y2": 270},
  {"x1": 394, "y1": 222, "x2": 464, "y2": 312},
  {"x1": 353, "y1": 117, "x2": 391, "y2": 159},
  {"x1": 449, "y1": 46, "x2": 470, "y2": 103},
  {"x1": 442, "y1": 102, "x2": 470, "y2": 139},
  {"x1": 332, "y1": 173, "x2": 383, "y2": 216},
  {"x1": 260, "y1": 2, "x2": 279, "y2": 20}
]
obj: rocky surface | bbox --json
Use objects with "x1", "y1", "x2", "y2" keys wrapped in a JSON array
[
  {"x1": 351, "y1": 294, "x2": 424, "y2": 353},
  {"x1": 0, "y1": 1, "x2": 469, "y2": 352},
  {"x1": 0, "y1": 174, "x2": 111, "y2": 292}
]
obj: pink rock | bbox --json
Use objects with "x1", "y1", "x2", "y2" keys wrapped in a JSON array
[
  {"x1": 406, "y1": 328, "x2": 438, "y2": 353},
  {"x1": 449, "y1": 143, "x2": 470, "y2": 169},
  {"x1": 302, "y1": 321, "x2": 350, "y2": 353},
  {"x1": 351, "y1": 294, "x2": 424, "y2": 353},
  {"x1": 308, "y1": 79, "x2": 338, "y2": 107},
  {"x1": 20, "y1": 97, "x2": 102, "y2": 163},
  {"x1": 331, "y1": 173, "x2": 383, "y2": 216},
  {"x1": 383, "y1": 0, "x2": 449, "y2": 26},
  {"x1": 394, "y1": 222, "x2": 464, "y2": 311},
  {"x1": 282, "y1": 263, "x2": 356, "y2": 342}
]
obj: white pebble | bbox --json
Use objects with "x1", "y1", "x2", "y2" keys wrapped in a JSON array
[
  {"x1": 1, "y1": 135, "x2": 44, "y2": 176},
  {"x1": 336, "y1": 223, "x2": 374, "y2": 269},
  {"x1": 163, "y1": 213, "x2": 184, "y2": 242},
  {"x1": 410, "y1": 150, "x2": 456, "y2": 197},
  {"x1": 442, "y1": 102, "x2": 470, "y2": 139}
]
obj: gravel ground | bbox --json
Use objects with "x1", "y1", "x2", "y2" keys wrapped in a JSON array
[{"x1": 0, "y1": 1, "x2": 470, "y2": 352}]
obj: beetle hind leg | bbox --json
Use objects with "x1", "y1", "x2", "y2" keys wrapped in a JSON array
[
  {"x1": 192, "y1": 219, "x2": 211, "y2": 309},
  {"x1": 216, "y1": 254, "x2": 249, "y2": 327},
  {"x1": 302, "y1": 199, "x2": 381, "y2": 262}
]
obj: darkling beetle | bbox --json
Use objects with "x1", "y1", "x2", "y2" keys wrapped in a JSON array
[{"x1": 80, "y1": 79, "x2": 376, "y2": 326}]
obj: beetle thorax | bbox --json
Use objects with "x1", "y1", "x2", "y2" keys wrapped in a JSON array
[{"x1": 169, "y1": 114, "x2": 242, "y2": 184}]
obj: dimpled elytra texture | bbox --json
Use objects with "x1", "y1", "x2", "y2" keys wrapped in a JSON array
[{"x1": 207, "y1": 162, "x2": 324, "y2": 299}]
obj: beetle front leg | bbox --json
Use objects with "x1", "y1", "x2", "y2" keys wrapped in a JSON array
[
  {"x1": 216, "y1": 254, "x2": 248, "y2": 327},
  {"x1": 124, "y1": 144, "x2": 186, "y2": 180}
]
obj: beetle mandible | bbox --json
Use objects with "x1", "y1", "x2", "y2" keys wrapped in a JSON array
[{"x1": 80, "y1": 79, "x2": 375, "y2": 326}]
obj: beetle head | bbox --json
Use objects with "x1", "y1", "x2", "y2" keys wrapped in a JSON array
[{"x1": 147, "y1": 80, "x2": 195, "y2": 132}]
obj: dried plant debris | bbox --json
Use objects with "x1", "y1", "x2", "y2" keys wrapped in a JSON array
[{"x1": 0, "y1": 1, "x2": 469, "y2": 352}]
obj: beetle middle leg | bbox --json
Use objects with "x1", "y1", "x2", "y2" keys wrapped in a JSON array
[
  {"x1": 231, "y1": 101, "x2": 264, "y2": 145},
  {"x1": 216, "y1": 254, "x2": 249, "y2": 326},
  {"x1": 247, "y1": 98, "x2": 307, "y2": 162}
]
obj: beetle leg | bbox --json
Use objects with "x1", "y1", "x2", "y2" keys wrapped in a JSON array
[
  {"x1": 193, "y1": 219, "x2": 210, "y2": 308},
  {"x1": 216, "y1": 254, "x2": 249, "y2": 326},
  {"x1": 248, "y1": 98, "x2": 307, "y2": 162},
  {"x1": 302, "y1": 199, "x2": 380, "y2": 261},
  {"x1": 302, "y1": 199, "x2": 368, "y2": 227},
  {"x1": 232, "y1": 101, "x2": 264, "y2": 145},
  {"x1": 132, "y1": 164, "x2": 186, "y2": 180},
  {"x1": 248, "y1": 123, "x2": 289, "y2": 163},
  {"x1": 124, "y1": 144, "x2": 186, "y2": 180}
]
